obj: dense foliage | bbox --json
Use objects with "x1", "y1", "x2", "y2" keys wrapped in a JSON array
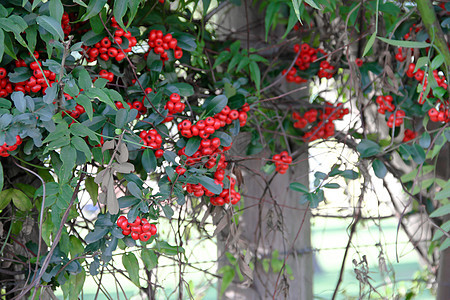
[{"x1": 0, "y1": 0, "x2": 449, "y2": 298}]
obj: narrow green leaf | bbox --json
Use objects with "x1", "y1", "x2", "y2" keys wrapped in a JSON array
[
  {"x1": 68, "y1": 269, "x2": 86, "y2": 300},
  {"x1": 363, "y1": 32, "x2": 377, "y2": 57},
  {"x1": 430, "y1": 204, "x2": 450, "y2": 218},
  {"x1": 431, "y1": 54, "x2": 444, "y2": 70},
  {"x1": 290, "y1": 182, "x2": 308, "y2": 193},
  {"x1": 377, "y1": 36, "x2": 431, "y2": 48},
  {"x1": 0, "y1": 162, "x2": 3, "y2": 192},
  {"x1": 122, "y1": 253, "x2": 140, "y2": 287},
  {"x1": 0, "y1": 29, "x2": 4, "y2": 63},
  {"x1": 249, "y1": 61, "x2": 261, "y2": 91}
]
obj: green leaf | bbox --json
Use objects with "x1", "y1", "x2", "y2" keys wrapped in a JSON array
[
  {"x1": 292, "y1": 0, "x2": 303, "y2": 23},
  {"x1": 430, "y1": 204, "x2": 450, "y2": 218},
  {"x1": 435, "y1": 182, "x2": 450, "y2": 201},
  {"x1": 324, "y1": 183, "x2": 340, "y2": 189},
  {"x1": 141, "y1": 248, "x2": 158, "y2": 270},
  {"x1": 154, "y1": 241, "x2": 185, "y2": 255},
  {"x1": 0, "y1": 29, "x2": 4, "y2": 63},
  {"x1": 204, "y1": 95, "x2": 228, "y2": 117},
  {"x1": 36, "y1": 15, "x2": 64, "y2": 41},
  {"x1": 213, "y1": 51, "x2": 232, "y2": 68},
  {"x1": 0, "y1": 162, "x2": 3, "y2": 192},
  {"x1": 174, "y1": 33, "x2": 196, "y2": 51},
  {"x1": 363, "y1": 33, "x2": 377, "y2": 57},
  {"x1": 122, "y1": 253, "x2": 140, "y2": 287},
  {"x1": 162, "y1": 204, "x2": 174, "y2": 219},
  {"x1": 142, "y1": 149, "x2": 157, "y2": 173},
  {"x1": 419, "y1": 132, "x2": 431, "y2": 149},
  {"x1": 50, "y1": 0, "x2": 64, "y2": 24},
  {"x1": 68, "y1": 269, "x2": 86, "y2": 300},
  {"x1": 11, "y1": 92, "x2": 26, "y2": 113},
  {"x1": 341, "y1": 170, "x2": 359, "y2": 180},
  {"x1": 219, "y1": 265, "x2": 235, "y2": 296},
  {"x1": 127, "y1": 181, "x2": 142, "y2": 199},
  {"x1": 0, "y1": 189, "x2": 33, "y2": 211},
  {"x1": 433, "y1": 220, "x2": 450, "y2": 241},
  {"x1": 113, "y1": 0, "x2": 128, "y2": 29},
  {"x1": 76, "y1": 94, "x2": 94, "y2": 120},
  {"x1": 71, "y1": 136, "x2": 92, "y2": 162},
  {"x1": 115, "y1": 108, "x2": 128, "y2": 129},
  {"x1": 197, "y1": 175, "x2": 222, "y2": 195},
  {"x1": 372, "y1": 159, "x2": 387, "y2": 179},
  {"x1": 290, "y1": 182, "x2": 308, "y2": 193},
  {"x1": 377, "y1": 37, "x2": 431, "y2": 48},
  {"x1": 249, "y1": 61, "x2": 261, "y2": 91},
  {"x1": 77, "y1": 69, "x2": 92, "y2": 91},
  {"x1": 70, "y1": 123, "x2": 100, "y2": 143},
  {"x1": 85, "y1": 88, "x2": 116, "y2": 110},
  {"x1": 185, "y1": 136, "x2": 201, "y2": 156},
  {"x1": 265, "y1": 2, "x2": 280, "y2": 42},
  {"x1": 357, "y1": 139, "x2": 381, "y2": 157},
  {"x1": 304, "y1": 0, "x2": 320, "y2": 9},
  {"x1": 8, "y1": 67, "x2": 31, "y2": 83},
  {"x1": 431, "y1": 54, "x2": 444, "y2": 70},
  {"x1": 81, "y1": 0, "x2": 108, "y2": 21},
  {"x1": 211, "y1": 131, "x2": 232, "y2": 147},
  {"x1": 203, "y1": 0, "x2": 211, "y2": 15},
  {"x1": 85, "y1": 176, "x2": 99, "y2": 206},
  {"x1": 410, "y1": 144, "x2": 426, "y2": 164}
]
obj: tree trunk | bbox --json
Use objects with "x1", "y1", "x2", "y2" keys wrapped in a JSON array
[
  {"x1": 215, "y1": 2, "x2": 313, "y2": 298},
  {"x1": 436, "y1": 144, "x2": 450, "y2": 300}
]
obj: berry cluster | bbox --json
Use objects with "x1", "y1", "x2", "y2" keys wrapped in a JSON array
[
  {"x1": 13, "y1": 55, "x2": 57, "y2": 95},
  {"x1": 117, "y1": 216, "x2": 157, "y2": 242},
  {"x1": 283, "y1": 44, "x2": 330, "y2": 83},
  {"x1": 387, "y1": 109, "x2": 406, "y2": 128},
  {"x1": 61, "y1": 12, "x2": 71, "y2": 36},
  {"x1": 292, "y1": 103, "x2": 349, "y2": 141},
  {"x1": 0, "y1": 68, "x2": 13, "y2": 98},
  {"x1": 84, "y1": 18, "x2": 136, "y2": 62},
  {"x1": 164, "y1": 93, "x2": 185, "y2": 122},
  {"x1": 272, "y1": 151, "x2": 292, "y2": 174},
  {"x1": 210, "y1": 176, "x2": 241, "y2": 206},
  {"x1": 428, "y1": 107, "x2": 450, "y2": 123},
  {"x1": 402, "y1": 129, "x2": 417, "y2": 142},
  {"x1": 404, "y1": 63, "x2": 449, "y2": 122},
  {"x1": 63, "y1": 104, "x2": 86, "y2": 119},
  {"x1": 98, "y1": 70, "x2": 115, "y2": 82},
  {"x1": 178, "y1": 104, "x2": 249, "y2": 139},
  {"x1": 394, "y1": 48, "x2": 406, "y2": 62},
  {"x1": 375, "y1": 95, "x2": 395, "y2": 114},
  {"x1": 147, "y1": 30, "x2": 183, "y2": 62},
  {"x1": 403, "y1": 24, "x2": 421, "y2": 40},
  {"x1": 318, "y1": 61, "x2": 335, "y2": 79},
  {"x1": 115, "y1": 100, "x2": 148, "y2": 117},
  {"x1": 176, "y1": 136, "x2": 242, "y2": 205},
  {"x1": 0, "y1": 135, "x2": 22, "y2": 157},
  {"x1": 139, "y1": 129, "x2": 163, "y2": 150},
  {"x1": 283, "y1": 67, "x2": 307, "y2": 84}
]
